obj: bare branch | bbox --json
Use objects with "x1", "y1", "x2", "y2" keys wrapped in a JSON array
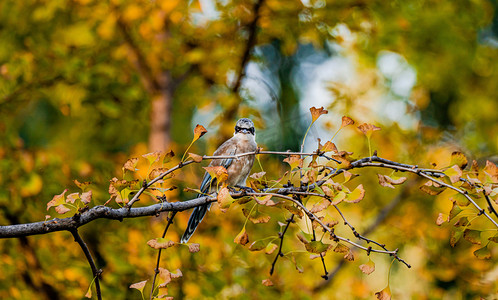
[{"x1": 70, "y1": 230, "x2": 102, "y2": 300}]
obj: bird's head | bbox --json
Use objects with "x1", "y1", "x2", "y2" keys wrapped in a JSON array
[{"x1": 234, "y1": 118, "x2": 255, "y2": 136}]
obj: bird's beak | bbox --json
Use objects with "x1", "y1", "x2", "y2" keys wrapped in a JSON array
[{"x1": 239, "y1": 128, "x2": 250, "y2": 134}]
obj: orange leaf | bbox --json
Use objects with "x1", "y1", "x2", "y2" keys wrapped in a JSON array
[
  {"x1": 262, "y1": 278, "x2": 274, "y2": 286},
  {"x1": 484, "y1": 160, "x2": 498, "y2": 183},
  {"x1": 142, "y1": 151, "x2": 161, "y2": 164},
  {"x1": 450, "y1": 151, "x2": 468, "y2": 169},
  {"x1": 193, "y1": 124, "x2": 208, "y2": 142},
  {"x1": 283, "y1": 155, "x2": 303, "y2": 170},
  {"x1": 188, "y1": 243, "x2": 200, "y2": 253},
  {"x1": 357, "y1": 123, "x2": 381, "y2": 139},
  {"x1": 321, "y1": 141, "x2": 338, "y2": 153},
  {"x1": 359, "y1": 259, "x2": 375, "y2": 275},
  {"x1": 310, "y1": 106, "x2": 328, "y2": 123},
  {"x1": 341, "y1": 116, "x2": 354, "y2": 127},
  {"x1": 147, "y1": 238, "x2": 176, "y2": 249},
  {"x1": 55, "y1": 204, "x2": 70, "y2": 214},
  {"x1": 375, "y1": 286, "x2": 392, "y2": 300}
]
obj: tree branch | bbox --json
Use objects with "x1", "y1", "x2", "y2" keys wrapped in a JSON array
[{"x1": 70, "y1": 229, "x2": 102, "y2": 300}]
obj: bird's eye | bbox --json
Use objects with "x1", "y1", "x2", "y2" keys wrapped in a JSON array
[{"x1": 235, "y1": 126, "x2": 241, "y2": 133}]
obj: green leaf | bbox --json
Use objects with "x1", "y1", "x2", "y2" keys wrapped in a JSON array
[
  {"x1": 463, "y1": 229, "x2": 481, "y2": 245},
  {"x1": 304, "y1": 241, "x2": 330, "y2": 254},
  {"x1": 450, "y1": 228, "x2": 464, "y2": 247},
  {"x1": 449, "y1": 202, "x2": 462, "y2": 220},
  {"x1": 248, "y1": 240, "x2": 266, "y2": 251},
  {"x1": 449, "y1": 193, "x2": 470, "y2": 207},
  {"x1": 473, "y1": 246, "x2": 491, "y2": 260}
]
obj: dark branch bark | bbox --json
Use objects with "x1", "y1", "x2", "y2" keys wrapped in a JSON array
[{"x1": 71, "y1": 230, "x2": 102, "y2": 300}]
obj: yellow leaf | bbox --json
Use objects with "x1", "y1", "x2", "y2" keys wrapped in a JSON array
[
  {"x1": 242, "y1": 208, "x2": 271, "y2": 224},
  {"x1": 419, "y1": 180, "x2": 445, "y2": 195},
  {"x1": 283, "y1": 155, "x2": 303, "y2": 170},
  {"x1": 142, "y1": 151, "x2": 162, "y2": 164},
  {"x1": 310, "y1": 106, "x2": 328, "y2": 123},
  {"x1": 463, "y1": 229, "x2": 481, "y2": 245},
  {"x1": 265, "y1": 242, "x2": 278, "y2": 254},
  {"x1": 234, "y1": 227, "x2": 249, "y2": 245},
  {"x1": 435, "y1": 213, "x2": 448, "y2": 226},
  {"x1": 444, "y1": 165, "x2": 463, "y2": 184},
  {"x1": 332, "y1": 191, "x2": 346, "y2": 205},
  {"x1": 310, "y1": 199, "x2": 330, "y2": 213},
  {"x1": 188, "y1": 153, "x2": 203, "y2": 163},
  {"x1": 217, "y1": 187, "x2": 234, "y2": 212},
  {"x1": 47, "y1": 189, "x2": 68, "y2": 210},
  {"x1": 321, "y1": 141, "x2": 338, "y2": 153},
  {"x1": 484, "y1": 160, "x2": 498, "y2": 183},
  {"x1": 473, "y1": 246, "x2": 491, "y2": 259},
  {"x1": 203, "y1": 166, "x2": 228, "y2": 184},
  {"x1": 450, "y1": 151, "x2": 468, "y2": 169},
  {"x1": 149, "y1": 168, "x2": 169, "y2": 180},
  {"x1": 345, "y1": 184, "x2": 365, "y2": 203}
]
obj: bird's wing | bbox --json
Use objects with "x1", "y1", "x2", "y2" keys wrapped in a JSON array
[
  {"x1": 198, "y1": 141, "x2": 237, "y2": 194},
  {"x1": 180, "y1": 140, "x2": 237, "y2": 243}
]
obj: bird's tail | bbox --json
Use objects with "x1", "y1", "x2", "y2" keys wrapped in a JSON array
[{"x1": 180, "y1": 203, "x2": 211, "y2": 243}]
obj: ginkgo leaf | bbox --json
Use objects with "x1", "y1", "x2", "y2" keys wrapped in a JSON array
[
  {"x1": 147, "y1": 238, "x2": 176, "y2": 249},
  {"x1": 265, "y1": 242, "x2": 278, "y2": 254},
  {"x1": 262, "y1": 278, "x2": 274, "y2": 286},
  {"x1": 123, "y1": 157, "x2": 139, "y2": 172},
  {"x1": 357, "y1": 123, "x2": 381, "y2": 139},
  {"x1": 234, "y1": 227, "x2": 249, "y2": 245},
  {"x1": 250, "y1": 171, "x2": 266, "y2": 180},
  {"x1": 450, "y1": 151, "x2": 468, "y2": 169},
  {"x1": 454, "y1": 217, "x2": 470, "y2": 227},
  {"x1": 450, "y1": 228, "x2": 464, "y2": 247},
  {"x1": 375, "y1": 286, "x2": 392, "y2": 300},
  {"x1": 484, "y1": 160, "x2": 498, "y2": 183},
  {"x1": 345, "y1": 184, "x2": 365, "y2": 203},
  {"x1": 473, "y1": 246, "x2": 491, "y2": 260},
  {"x1": 66, "y1": 192, "x2": 80, "y2": 204},
  {"x1": 203, "y1": 166, "x2": 228, "y2": 184},
  {"x1": 420, "y1": 180, "x2": 445, "y2": 195},
  {"x1": 449, "y1": 202, "x2": 462, "y2": 220},
  {"x1": 254, "y1": 195, "x2": 277, "y2": 206},
  {"x1": 188, "y1": 243, "x2": 200, "y2": 253},
  {"x1": 217, "y1": 187, "x2": 234, "y2": 212},
  {"x1": 242, "y1": 208, "x2": 271, "y2": 224},
  {"x1": 488, "y1": 236, "x2": 498, "y2": 243},
  {"x1": 333, "y1": 243, "x2": 349, "y2": 254},
  {"x1": 332, "y1": 191, "x2": 347, "y2": 205},
  {"x1": 310, "y1": 106, "x2": 328, "y2": 123},
  {"x1": 142, "y1": 151, "x2": 162, "y2": 164},
  {"x1": 449, "y1": 193, "x2": 470, "y2": 206},
  {"x1": 248, "y1": 240, "x2": 266, "y2": 251},
  {"x1": 74, "y1": 180, "x2": 91, "y2": 191},
  {"x1": 188, "y1": 153, "x2": 203, "y2": 163},
  {"x1": 310, "y1": 199, "x2": 330, "y2": 213},
  {"x1": 284, "y1": 205, "x2": 304, "y2": 218},
  {"x1": 463, "y1": 229, "x2": 481, "y2": 245},
  {"x1": 80, "y1": 190, "x2": 92, "y2": 204},
  {"x1": 47, "y1": 189, "x2": 68, "y2": 210},
  {"x1": 305, "y1": 241, "x2": 330, "y2": 254},
  {"x1": 359, "y1": 258, "x2": 375, "y2": 275},
  {"x1": 283, "y1": 155, "x2": 303, "y2": 170},
  {"x1": 129, "y1": 280, "x2": 148, "y2": 292},
  {"x1": 436, "y1": 213, "x2": 448, "y2": 226},
  {"x1": 55, "y1": 204, "x2": 71, "y2": 214},
  {"x1": 296, "y1": 232, "x2": 310, "y2": 244},
  {"x1": 444, "y1": 165, "x2": 463, "y2": 184},
  {"x1": 192, "y1": 124, "x2": 208, "y2": 142},
  {"x1": 341, "y1": 116, "x2": 354, "y2": 127},
  {"x1": 321, "y1": 141, "x2": 338, "y2": 153},
  {"x1": 163, "y1": 150, "x2": 175, "y2": 164}
]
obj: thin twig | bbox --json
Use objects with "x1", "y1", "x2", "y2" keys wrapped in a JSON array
[
  {"x1": 150, "y1": 211, "x2": 177, "y2": 300},
  {"x1": 70, "y1": 230, "x2": 102, "y2": 300},
  {"x1": 270, "y1": 214, "x2": 294, "y2": 275}
]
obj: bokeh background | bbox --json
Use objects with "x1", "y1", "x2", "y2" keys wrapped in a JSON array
[{"x1": 0, "y1": 0, "x2": 497, "y2": 299}]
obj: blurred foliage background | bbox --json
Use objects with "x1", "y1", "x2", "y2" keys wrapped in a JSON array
[{"x1": 1, "y1": 0, "x2": 497, "y2": 299}]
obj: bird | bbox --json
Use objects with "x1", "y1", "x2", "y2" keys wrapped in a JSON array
[{"x1": 180, "y1": 118, "x2": 258, "y2": 243}]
